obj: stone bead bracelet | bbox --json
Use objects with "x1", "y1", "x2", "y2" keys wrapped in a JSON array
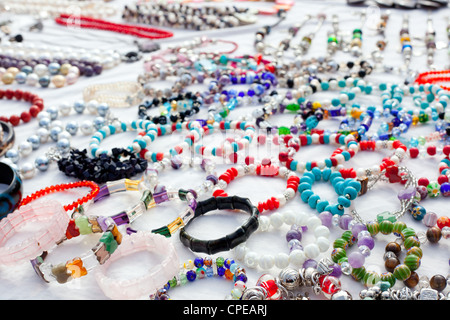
[{"x1": 297, "y1": 167, "x2": 361, "y2": 216}]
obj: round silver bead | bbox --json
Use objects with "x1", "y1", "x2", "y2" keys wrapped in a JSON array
[
  {"x1": 46, "y1": 106, "x2": 59, "y2": 120},
  {"x1": 65, "y1": 121, "x2": 79, "y2": 136},
  {"x1": 56, "y1": 138, "x2": 71, "y2": 154},
  {"x1": 5, "y1": 149, "x2": 20, "y2": 163},
  {"x1": 27, "y1": 135, "x2": 41, "y2": 150},
  {"x1": 73, "y1": 100, "x2": 86, "y2": 114},
  {"x1": 50, "y1": 126, "x2": 63, "y2": 142},
  {"x1": 20, "y1": 162, "x2": 36, "y2": 179},
  {"x1": 330, "y1": 290, "x2": 353, "y2": 300},
  {"x1": 278, "y1": 268, "x2": 300, "y2": 290},
  {"x1": 96, "y1": 103, "x2": 110, "y2": 117},
  {"x1": 93, "y1": 117, "x2": 106, "y2": 130},
  {"x1": 34, "y1": 155, "x2": 49, "y2": 172},
  {"x1": 38, "y1": 117, "x2": 51, "y2": 129}
]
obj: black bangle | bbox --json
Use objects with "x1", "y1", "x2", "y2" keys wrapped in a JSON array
[
  {"x1": 0, "y1": 161, "x2": 23, "y2": 219},
  {"x1": 179, "y1": 196, "x2": 260, "y2": 255},
  {"x1": 0, "y1": 120, "x2": 15, "y2": 157},
  {"x1": 57, "y1": 148, "x2": 148, "y2": 184}
]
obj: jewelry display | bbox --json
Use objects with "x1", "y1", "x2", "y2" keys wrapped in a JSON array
[{"x1": 83, "y1": 81, "x2": 144, "y2": 108}]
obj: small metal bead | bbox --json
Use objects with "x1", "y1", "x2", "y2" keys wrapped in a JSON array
[
  {"x1": 27, "y1": 135, "x2": 41, "y2": 150},
  {"x1": 34, "y1": 155, "x2": 49, "y2": 172}
]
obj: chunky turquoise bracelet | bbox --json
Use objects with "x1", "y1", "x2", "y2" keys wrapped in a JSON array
[{"x1": 297, "y1": 167, "x2": 361, "y2": 216}]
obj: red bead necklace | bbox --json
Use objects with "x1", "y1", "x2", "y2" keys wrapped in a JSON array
[
  {"x1": 18, "y1": 180, "x2": 100, "y2": 212},
  {"x1": 0, "y1": 89, "x2": 44, "y2": 126},
  {"x1": 415, "y1": 70, "x2": 450, "y2": 91},
  {"x1": 55, "y1": 14, "x2": 174, "y2": 39}
]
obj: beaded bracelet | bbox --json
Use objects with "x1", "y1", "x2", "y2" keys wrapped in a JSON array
[
  {"x1": 18, "y1": 180, "x2": 99, "y2": 213},
  {"x1": 212, "y1": 163, "x2": 299, "y2": 214},
  {"x1": 0, "y1": 120, "x2": 14, "y2": 157},
  {"x1": 57, "y1": 148, "x2": 148, "y2": 184},
  {"x1": 192, "y1": 120, "x2": 256, "y2": 164},
  {"x1": 94, "y1": 231, "x2": 179, "y2": 300},
  {"x1": 331, "y1": 214, "x2": 423, "y2": 289},
  {"x1": 88, "y1": 119, "x2": 160, "y2": 157},
  {"x1": 0, "y1": 200, "x2": 68, "y2": 265},
  {"x1": 31, "y1": 214, "x2": 124, "y2": 284},
  {"x1": 179, "y1": 196, "x2": 260, "y2": 255},
  {"x1": 0, "y1": 89, "x2": 44, "y2": 126},
  {"x1": 233, "y1": 209, "x2": 330, "y2": 271},
  {"x1": 29, "y1": 178, "x2": 151, "y2": 284},
  {"x1": 152, "y1": 256, "x2": 248, "y2": 300},
  {"x1": 297, "y1": 167, "x2": 361, "y2": 216}
]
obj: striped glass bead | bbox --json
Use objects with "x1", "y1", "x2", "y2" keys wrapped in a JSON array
[
  {"x1": 379, "y1": 220, "x2": 394, "y2": 235},
  {"x1": 366, "y1": 221, "x2": 379, "y2": 236},
  {"x1": 333, "y1": 238, "x2": 349, "y2": 249},
  {"x1": 403, "y1": 236, "x2": 420, "y2": 250},
  {"x1": 380, "y1": 272, "x2": 396, "y2": 287},
  {"x1": 400, "y1": 227, "x2": 416, "y2": 240},
  {"x1": 392, "y1": 221, "x2": 407, "y2": 237},
  {"x1": 363, "y1": 271, "x2": 381, "y2": 287},
  {"x1": 331, "y1": 248, "x2": 346, "y2": 263},
  {"x1": 351, "y1": 267, "x2": 366, "y2": 281},
  {"x1": 407, "y1": 246, "x2": 423, "y2": 259},
  {"x1": 404, "y1": 254, "x2": 421, "y2": 271},
  {"x1": 393, "y1": 264, "x2": 411, "y2": 281}
]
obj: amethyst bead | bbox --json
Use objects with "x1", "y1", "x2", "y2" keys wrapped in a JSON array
[
  {"x1": 348, "y1": 251, "x2": 365, "y2": 268},
  {"x1": 318, "y1": 211, "x2": 333, "y2": 228},
  {"x1": 357, "y1": 236, "x2": 375, "y2": 250},
  {"x1": 286, "y1": 229, "x2": 302, "y2": 242},
  {"x1": 339, "y1": 214, "x2": 353, "y2": 230}
]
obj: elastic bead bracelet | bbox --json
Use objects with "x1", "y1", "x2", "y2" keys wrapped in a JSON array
[
  {"x1": 17, "y1": 180, "x2": 99, "y2": 213},
  {"x1": 179, "y1": 196, "x2": 260, "y2": 255},
  {"x1": 57, "y1": 147, "x2": 148, "y2": 184},
  {"x1": 297, "y1": 167, "x2": 361, "y2": 216},
  {"x1": 28, "y1": 179, "x2": 149, "y2": 283},
  {"x1": 82, "y1": 81, "x2": 144, "y2": 108},
  {"x1": 138, "y1": 120, "x2": 205, "y2": 164},
  {"x1": 233, "y1": 209, "x2": 330, "y2": 271},
  {"x1": 192, "y1": 120, "x2": 256, "y2": 164},
  {"x1": 127, "y1": 186, "x2": 198, "y2": 238},
  {"x1": 0, "y1": 200, "x2": 68, "y2": 265},
  {"x1": 212, "y1": 162, "x2": 299, "y2": 214},
  {"x1": 0, "y1": 161, "x2": 23, "y2": 219},
  {"x1": 31, "y1": 209, "x2": 125, "y2": 284},
  {"x1": 152, "y1": 256, "x2": 248, "y2": 300},
  {"x1": 330, "y1": 213, "x2": 423, "y2": 290},
  {"x1": 94, "y1": 231, "x2": 179, "y2": 300},
  {"x1": 0, "y1": 89, "x2": 44, "y2": 126}
]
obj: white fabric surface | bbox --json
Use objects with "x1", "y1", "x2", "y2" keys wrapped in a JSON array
[{"x1": 0, "y1": 0, "x2": 449, "y2": 300}]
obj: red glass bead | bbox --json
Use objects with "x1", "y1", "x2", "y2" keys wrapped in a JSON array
[
  {"x1": 20, "y1": 111, "x2": 31, "y2": 123},
  {"x1": 9, "y1": 115, "x2": 20, "y2": 126},
  {"x1": 427, "y1": 145, "x2": 437, "y2": 156},
  {"x1": 443, "y1": 145, "x2": 450, "y2": 156},
  {"x1": 319, "y1": 275, "x2": 342, "y2": 299},
  {"x1": 418, "y1": 177, "x2": 430, "y2": 187},
  {"x1": 437, "y1": 216, "x2": 450, "y2": 229},
  {"x1": 409, "y1": 147, "x2": 419, "y2": 158},
  {"x1": 438, "y1": 175, "x2": 449, "y2": 185}
]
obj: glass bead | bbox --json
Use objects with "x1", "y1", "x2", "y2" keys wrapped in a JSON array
[{"x1": 256, "y1": 274, "x2": 282, "y2": 300}]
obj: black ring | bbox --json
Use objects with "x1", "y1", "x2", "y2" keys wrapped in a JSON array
[
  {"x1": 179, "y1": 195, "x2": 260, "y2": 255},
  {"x1": 0, "y1": 161, "x2": 23, "y2": 220},
  {"x1": 0, "y1": 120, "x2": 15, "y2": 157}
]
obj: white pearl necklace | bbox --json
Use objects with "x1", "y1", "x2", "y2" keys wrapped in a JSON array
[{"x1": 233, "y1": 210, "x2": 331, "y2": 272}]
